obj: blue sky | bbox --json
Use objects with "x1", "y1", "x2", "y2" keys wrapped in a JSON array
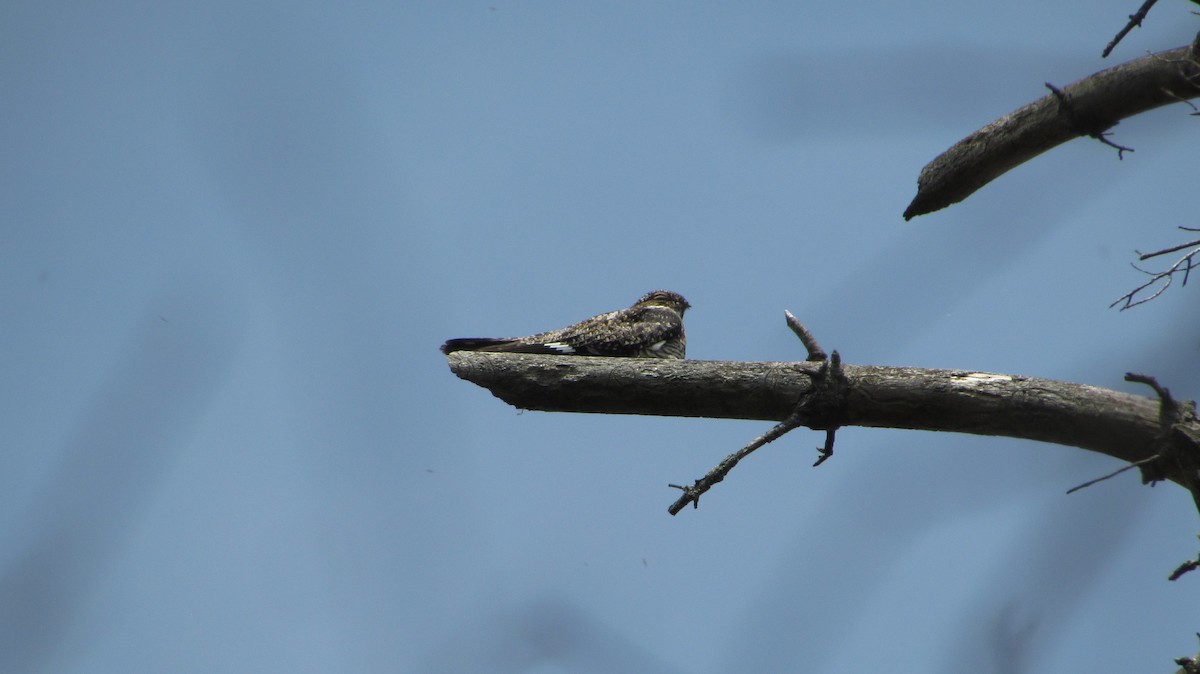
[{"x1": 3, "y1": 2, "x2": 1198, "y2": 672}]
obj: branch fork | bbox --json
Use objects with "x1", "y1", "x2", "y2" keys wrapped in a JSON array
[
  {"x1": 1065, "y1": 371, "x2": 1200, "y2": 581},
  {"x1": 668, "y1": 313, "x2": 847, "y2": 514},
  {"x1": 1045, "y1": 81, "x2": 1135, "y2": 157},
  {"x1": 1111, "y1": 227, "x2": 1200, "y2": 309},
  {"x1": 1124, "y1": 374, "x2": 1200, "y2": 502}
]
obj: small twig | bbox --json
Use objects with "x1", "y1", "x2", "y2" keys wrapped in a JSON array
[
  {"x1": 1137, "y1": 236, "x2": 1200, "y2": 260},
  {"x1": 1097, "y1": 135, "x2": 1134, "y2": 158},
  {"x1": 668, "y1": 405, "x2": 808, "y2": 514},
  {"x1": 1110, "y1": 262, "x2": 1174, "y2": 308},
  {"x1": 784, "y1": 310, "x2": 827, "y2": 361},
  {"x1": 1127, "y1": 371, "x2": 1174, "y2": 406},
  {"x1": 813, "y1": 427, "x2": 837, "y2": 467},
  {"x1": 1111, "y1": 231, "x2": 1200, "y2": 309},
  {"x1": 1067, "y1": 454, "x2": 1160, "y2": 494},
  {"x1": 1045, "y1": 82, "x2": 1135, "y2": 157},
  {"x1": 1102, "y1": 0, "x2": 1159, "y2": 58},
  {"x1": 1161, "y1": 86, "x2": 1200, "y2": 115}
]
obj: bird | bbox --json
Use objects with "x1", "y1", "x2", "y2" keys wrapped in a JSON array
[{"x1": 440, "y1": 290, "x2": 690, "y2": 359}]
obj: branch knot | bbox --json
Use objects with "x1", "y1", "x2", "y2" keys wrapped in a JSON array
[
  {"x1": 797, "y1": 351, "x2": 849, "y2": 467},
  {"x1": 1045, "y1": 82, "x2": 1134, "y2": 157},
  {"x1": 668, "y1": 313, "x2": 850, "y2": 514},
  {"x1": 1125, "y1": 373, "x2": 1200, "y2": 492}
]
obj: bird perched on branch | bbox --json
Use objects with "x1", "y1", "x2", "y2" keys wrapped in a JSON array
[{"x1": 440, "y1": 290, "x2": 690, "y2": 359}]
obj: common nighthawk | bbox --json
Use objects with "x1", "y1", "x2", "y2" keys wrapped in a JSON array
[{"x1": 440, "y1": 290, "x2": 690, "y2": 359}]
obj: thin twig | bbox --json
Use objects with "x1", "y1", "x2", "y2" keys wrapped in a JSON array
[
  {"x1": 813, "y1": 428, "x2": 837, "y2": 467},
  {"x1": 1161, "y1": 86, "x2": 1200, "y2": 115},
  {"x1": 1111, "y1": 237, "x2": 1200, "y2": 309},
  {"x1": 667, "y1": 408, "x2": 807, "y2": 515},
  {"x1": 1137, "y1": 237, "x2": 1200, "y2": 260},
  {"x1": 1102, "y1": 0, "x2": 1159, "y2": 58},
  {"x1": 1067, "y1": 454, "x2": 1160, "y2": 494}
]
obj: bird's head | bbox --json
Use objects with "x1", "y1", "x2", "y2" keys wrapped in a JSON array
[{"x1": 633, "y1": 290, "x2": 690, "y2": 314}]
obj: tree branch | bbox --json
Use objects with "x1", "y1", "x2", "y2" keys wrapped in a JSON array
[
  {"x1": 444, "y1": 352, "x2": 1200, "y2": 495},
  {"x1": 904, "y1": 34, "x2": 1200, "y2": 220}
]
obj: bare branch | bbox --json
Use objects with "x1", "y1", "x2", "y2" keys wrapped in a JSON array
[
  {"x1": 904, "y1": 36, "x2": 1200, "y2": 219},
  {"x1": 1067, "y1": 454, "x2": 1160, "y2": 494},
  {"x1": 444, "y1": 352, "x2": 1193, "y2": 487}
]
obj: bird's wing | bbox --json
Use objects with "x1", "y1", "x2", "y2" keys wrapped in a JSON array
[{"x1": 530, "y1": 305, "x2": 683, "y2": 355}]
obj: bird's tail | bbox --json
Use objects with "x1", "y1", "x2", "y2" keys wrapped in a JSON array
[{"x1": 440, "y1": 338, "x2": 518, "y2": 354}]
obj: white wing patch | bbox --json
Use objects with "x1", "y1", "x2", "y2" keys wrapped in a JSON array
[
  {"x1": 543, "y1": 341, "x2": 576, "y2": 354},
  {"x1": 647, "y1": 340, "x2": 666, "y2": 352}
]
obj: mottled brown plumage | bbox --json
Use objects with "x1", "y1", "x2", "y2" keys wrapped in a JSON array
[{"x1": 441, "y1": 290, "x2": 690, "y2": 359}]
